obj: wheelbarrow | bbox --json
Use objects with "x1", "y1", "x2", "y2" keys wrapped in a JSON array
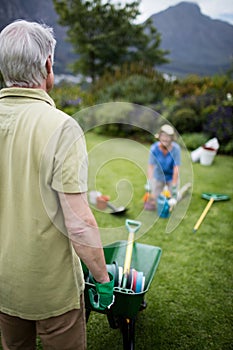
[{"x1": 82, "y1": 240, "x2": 162, "y2": 349}]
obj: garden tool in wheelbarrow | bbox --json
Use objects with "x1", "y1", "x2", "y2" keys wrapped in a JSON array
[
  {"x1": 193, "y1": 192, "x2": 230, "y2": 233},
  {"x1": 120, "y1": 220, "x2": 145, "y2": 293},
  {"x1": 83, "y1": 237, "x2": 162, "y2": 350},
  {"x1": 87, "y1": 220, "x2": 145, "y2": 292}
]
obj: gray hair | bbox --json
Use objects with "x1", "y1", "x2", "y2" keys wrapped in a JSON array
[{"x1": 0, "y1": 20, "x2": 56, "y2": 87}]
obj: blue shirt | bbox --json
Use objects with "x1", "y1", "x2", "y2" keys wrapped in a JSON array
[{"x1": 149, "y1": 141, "x2": 181, "y2": 182}]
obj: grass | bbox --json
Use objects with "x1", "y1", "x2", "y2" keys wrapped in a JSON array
[
  {"x1": 85, "y1": 132, "x2": 233, "y2": 350},
  {"x1": 1, "y1": 132, "x2": 232, "y2": 350}
]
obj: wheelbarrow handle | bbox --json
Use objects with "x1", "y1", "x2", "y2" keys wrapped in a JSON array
[{"x1": 193, "y1": 197, "x2": 214, "y2": 232}]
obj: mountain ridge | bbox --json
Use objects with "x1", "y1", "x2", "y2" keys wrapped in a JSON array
[
  {"x1": 150, "y1": 2, "x2": 233, "y2": 76},
  {"x1": 0, "y1": 1, "x2": 232, "y2": 77}
]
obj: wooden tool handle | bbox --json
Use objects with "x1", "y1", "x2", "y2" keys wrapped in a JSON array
[
  {"x1": 123, "y1": 232, "x2": 134, "y2": 274},
  {"x1": 193, "y1": 197, "x2": 214, "y2": 232}
]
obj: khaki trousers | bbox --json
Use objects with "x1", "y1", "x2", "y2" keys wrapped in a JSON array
[{"x1": 0, "y1": 295, "x2": 86, "y2": 350}]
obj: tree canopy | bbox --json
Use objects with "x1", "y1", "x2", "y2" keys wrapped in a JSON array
[{"x1": 53, "y1": 0, "x2": 169, "y2": 82}]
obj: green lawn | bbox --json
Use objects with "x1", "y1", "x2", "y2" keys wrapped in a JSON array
[
  {"x1": 1, "y1": 132, "x2": 232, "y2": 350},
  {"x1": 84, "y1": 132, "x2": 233, "y2": 350}
]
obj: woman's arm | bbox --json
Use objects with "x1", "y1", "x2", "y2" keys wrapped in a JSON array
[{"x1": 172, "y1": 165, "x2": 179, "y2": 186}]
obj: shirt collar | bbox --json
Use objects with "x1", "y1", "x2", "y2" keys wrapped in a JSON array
[{"x1": 0, "y1": 87, "x2": 56, "y2": 107}]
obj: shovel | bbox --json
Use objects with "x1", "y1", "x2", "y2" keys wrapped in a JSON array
[
  {"x1": 106, "y1": 202, "x2": 128, "y2": 216},
  {"x1": 121, "y1": 219, "x2": 141, "y2": 288},
  {"x1": 89, "y1": 191, "x2": 128, "y2": 215},
  {"x1": 193, "y1": 192, "x2": 230, "y2": 232}
]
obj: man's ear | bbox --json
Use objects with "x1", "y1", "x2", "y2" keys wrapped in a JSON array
[{"x1": 46, "y1": 56, "x2": 52, "y2": 74}]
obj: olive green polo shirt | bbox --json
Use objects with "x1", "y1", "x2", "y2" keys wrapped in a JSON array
[{"x1": 0, "y1": 88, "x2": 87, "y2": 319}]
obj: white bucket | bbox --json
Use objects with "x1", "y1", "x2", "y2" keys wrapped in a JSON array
[
  {"x1": 200, "y1": 147, "x2": 216, "y2": 166},
  {"x1": 191, "y1": 147, "x2": 203, "y2": 162},
  {"x1": 205, "y1": 137, "x2": 219, "y2": 151}
]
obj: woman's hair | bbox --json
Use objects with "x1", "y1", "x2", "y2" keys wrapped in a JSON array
[{"x1": 0, "y1": 20, "x2": 56, "y2": 87}]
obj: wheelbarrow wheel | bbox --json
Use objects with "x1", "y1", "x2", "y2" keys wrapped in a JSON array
[
  {"x1": 107, "y1": 312, "x2": 119, "y2": 329},
  {"x1": 120, "y1": 317, "x2": 135, "y2": 350}
]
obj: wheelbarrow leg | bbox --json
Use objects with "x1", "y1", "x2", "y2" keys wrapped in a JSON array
[
  {"x1": 85, "y1": 308, "x2": 91, "y2": 323},
  {"x1": 120, "y1": 317, "x2": 135, "y2": 350}
]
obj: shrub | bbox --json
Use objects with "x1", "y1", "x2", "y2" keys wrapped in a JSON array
[
  {"x1": 221, "y1": 139, "x2": 233, "y2": 155},
  {"x1": 200, "y1": 104, "x2": 218, "y2": 120},
  {"x1": 203, "y1": 106, "x2": 233, "y2": 143},
  {"x1": 50, "y1": 82, "x2": 95, "y2": 114},
  {"x1": 91, "y1": 62, "x2": 174, "y2": 105},
  {"x1": 179, "y1": 133, "x2": 209, "y2": 150},
  {"x1": 95, "y1": 74, "x2": 170, "y2": 105},
  {"x1": 168, "y1": 107, "x2": 201, "y2": 133}
]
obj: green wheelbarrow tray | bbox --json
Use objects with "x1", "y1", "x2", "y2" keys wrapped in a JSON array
[{"x1": 82, "y1": 240, "x2": 162, "y2": 319}]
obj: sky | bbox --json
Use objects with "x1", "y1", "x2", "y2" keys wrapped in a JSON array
[{"x1": 114, "y1": 0, "x2": 233, "y2": 24}]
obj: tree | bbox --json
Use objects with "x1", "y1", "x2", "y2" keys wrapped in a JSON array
[{"x1": 53, "y1": 0, "x2": 169, "y2": 82}]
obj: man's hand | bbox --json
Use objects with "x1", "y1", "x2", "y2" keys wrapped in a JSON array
[{"x1": 89, "y1": 272, "x2": 115, "y2": 311}]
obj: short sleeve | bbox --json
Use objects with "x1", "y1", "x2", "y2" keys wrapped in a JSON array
[
  {"x1": 172, "y1": 143, "x2": 181, "y2": 166},
  {"x1": 148, "y1": 143, "x2": 157, "y2": 165},
  {"x1": 51, "y1": 118, "x2": 88, "y2": 193}
]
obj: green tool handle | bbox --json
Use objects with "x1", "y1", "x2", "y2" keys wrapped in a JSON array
[{"x1": 125, "y1": 219, "x2": 141, "y2": 233}]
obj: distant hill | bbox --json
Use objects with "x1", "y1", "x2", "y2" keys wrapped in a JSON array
[
  {"x1": 150, "y1": 2, "x2": 233, "y2": 76},
  {"x1": 0, "y1": 1, "x2": 233, "y2": 77},
  {"x1": 0, "y1": 0, "x2": 76, "y2": 74}
]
